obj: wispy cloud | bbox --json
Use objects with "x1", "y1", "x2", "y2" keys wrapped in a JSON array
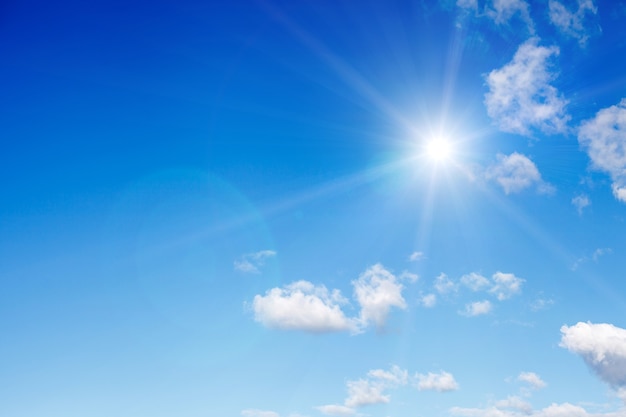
[
  {"x1": 234, "y1": 250, "x2": 277, "y2": 274},
  {"x1": 319, "y1": 365, "x2": 458, "y2": 415},
  {"x1": 518, "y1": 372, "x2": 547, "y2": 389},
  {"x1": 486, "y1": 153, "x2": 554, "y2": 195},
  {"x1": 485, "y1": 37, "x2": 569, "y2": 136},
  {"x1": 485, "y1": 0, "x2": 535, "y2": 34},
  {"x1": 408, "y1": 251, "x2": 426, "y2": 262},
  {"x1": 434, "y1": 273, "x2": 458, "y2": 294},
  {"x1": 419, "y1": 293, "x2": 437, "y2": 308},
  {"x1": 578, "y1": 98, "x2": 626, "y2": 203},
  {"x1": 571, "y1": 247, "x2": 612, "y2": 270},
  {"x1": 461, "y1": 300, "x2": 493, "y2": 317},
  {"x1": 549, "y1": 0, "x2": 599, "y2": 46},
  {"x1": 572, "y1": 194, "x2": 591, "y2": 215},
  {"x1": 461, "y1": 273, "x2": 491, "y2": 292}
]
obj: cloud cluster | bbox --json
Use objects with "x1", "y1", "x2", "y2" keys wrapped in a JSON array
[
  {"x1": 485, "y1": 38, "x2": 569, "y2": 136},
  {"x1": 235, "y1": 250, "x2": 277, "y2": 274},
  {"x1": 549, "y1": 0, "x2": 598, "y2": 46},
  {"x1": 485, "y1": 0, "x2": 535, "y2": 33},
  {"x1": 426, "y1": 271, "x2": 524, "y2": 316},
  {"x1": 318, "y1": 366, "x2": 458, "y2": 416},
  {"x1": 251, "y1": 264, "x2": 408, "y2": 334},
  {"x1": 486, "y1": 153, "x2": 554, "y2": 195},
  {"x1": 560, "y1": 322, "x2": 626, "y2": 388},
  {"x1": 578, "y1": 98, "x2": 626, "y2": 203}
]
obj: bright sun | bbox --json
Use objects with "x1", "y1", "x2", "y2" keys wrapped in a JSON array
[{"x1": 426, "y1": 138, "x2": 452, "y2": 162}]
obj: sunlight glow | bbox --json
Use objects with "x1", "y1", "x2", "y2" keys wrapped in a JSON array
[{"x1": 426, "y1": 138, "x2": 452, "y2": 162}]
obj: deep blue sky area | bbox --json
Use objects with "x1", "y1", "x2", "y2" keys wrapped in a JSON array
[{"x1": 3, "y1": 1, "x2": 626, "y2": 417}]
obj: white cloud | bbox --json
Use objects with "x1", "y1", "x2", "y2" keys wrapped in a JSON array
[
  {"x1": 485, "y1": 38, "x2": 569, "y2": 136},
  {"x1": 530, "y1": 297, "x2": 554, "y2": 312},
  {"x1": 518, "y1": 372, "x2": 547, "y2": 389},
  {"x1": 486, "y1": 153, "x2": 554, "y2": 194},
  {"x1": 461, "y1": 300, "x2": 493, "y2": 317},
  {"x1": 409, "y1": 251, "x2": 426, "y2": 262},
  {"x1": 572, "y1": 194, "x2": 591, "y2": 215},
  {"x1": 579, "y1": 99, "x2": 626, "y2": 203},
  {"x1": 560, "y1": 322, "x2": 626, "y2": 388},
  {"x1": 592, "y1": 247, "x2": 613, "y2": 261},
  {"x1": 461, "y1": 272, "x2": 491, "y2": 291},
  {"x1": 420, "y1": 293, "x2": 437, "y2": 308},
  {"x1": 368, "y1": 365, "x2": 409, "y2": 386},
  {"x1": 235, "y1": 250, "x2": 277, "y2": 274},
  {"x1": 490, "y1": 272, "x2": 524, "y2": 300},
  {"x1": 416, "y1": 371, "x2": 459, "y2": 392},
  {"x1": 252, "y1": 281, "x2": 357, "y2": 333},
  {"x1": 399, "y1": 271, "x2": 419, "y2": 283},
  {"x1": 315, "y1": 405, "x2": 355, "y2": 416},
  {"x1": 241, "y1": 410, "x2": 280, "y2": 417},
  {"x1": 345, "y1": 378, "x2": 390, "y2": 407},
  {"x1": 549, "y1": 0, "x2": 598, "y2": 46},
  {"x1": 571, "y1": 247, "x2": 612, "y2": 270},
  {"x1": 485, "y1": 0, "x2": 534, "y2": 33},
  {"x1": 434, "y1": 273, "x2": 458, "y2": 294},
  {"x1": 353, "y1": 264, "x2": 407, "y2": 328}
]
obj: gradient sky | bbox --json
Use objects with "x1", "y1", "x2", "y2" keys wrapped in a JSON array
[{"x1": 2, "y1": 1, "x2": 626, "y2": 417}]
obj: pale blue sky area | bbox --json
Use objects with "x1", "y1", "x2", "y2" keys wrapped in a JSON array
[{"x1": 2, "y1": 1, "x2": 626, "y2": 417}]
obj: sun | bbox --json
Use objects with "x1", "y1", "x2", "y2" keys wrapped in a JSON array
[{"x1": 426, "y1": 138, "x2": 452, "y2": 162}]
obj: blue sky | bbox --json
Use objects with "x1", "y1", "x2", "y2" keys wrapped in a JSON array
[{"x1": 2, "y1": 0, "x2": 626, "y2": 416}]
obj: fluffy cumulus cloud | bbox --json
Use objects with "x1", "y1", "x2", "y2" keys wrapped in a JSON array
[
  {"x1": 235, "y1": 250, "x2": 277, "y2": 274},
  {"x1": 485, "y1": 38, "x2": 569, "y2": 136},
  {"x1": 578, "y1": 98, "x2": 626, "y2": 203},
  {"x1": 490, "y1": 272, "x2": 525, "y2": 300},
  {"x1": 344, "y1": 378, "x2": 390, "y2": 408},
  {"x1": 549, "y1": 0, "x2": 599, "y2": 46},
  {"x1": 251, "y1": 281, "x2": 357, "y2": 333},
  {"x1": 486, "y1": 153, "x2": 554, "y2": 194},
  {"x1": 560, "y1": 322, "x2": 626, "y2": 388},
  {"x1": 252, "y1": 264, "x2": 412, "y2": 333},
  {"x1": 461, "y1": 300, "x2": 493, "y2": 317},
  {"x1": 416, "y1": 371, "x2": 459, "y2": 392},
  {"x1": 518, "y1": 372, "x2": 547, "y2": 389},
  {"x1": 353, "y1": 264, "x2": 407, "y2": 328},
  {"x1": 485, "y1": 0, "x2": 534, "y2": 33}
]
